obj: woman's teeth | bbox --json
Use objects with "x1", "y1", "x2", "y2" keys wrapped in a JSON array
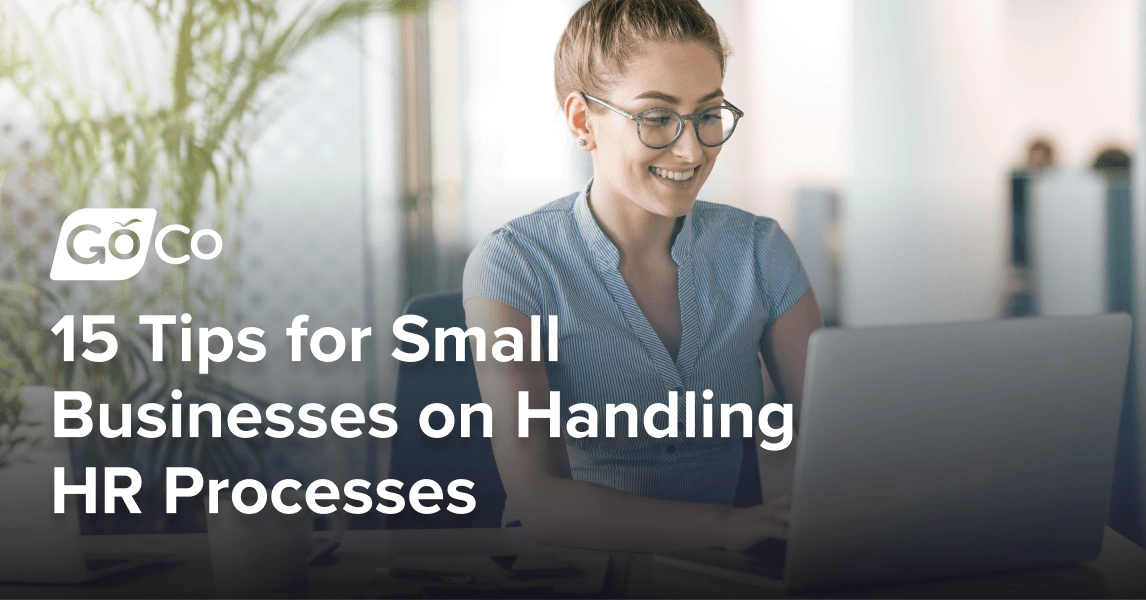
[{"x1": 651, "y1": 166, "x2": 696, "y2": 182}]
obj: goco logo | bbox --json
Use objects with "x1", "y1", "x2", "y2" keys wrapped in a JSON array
[{"x1": 50, "y1": 209, "x2": 221, "y2": 281}]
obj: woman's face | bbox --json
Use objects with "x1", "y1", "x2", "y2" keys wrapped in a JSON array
[{"x1": 585, "y1": 40, "x2": 725, "y2": 218}]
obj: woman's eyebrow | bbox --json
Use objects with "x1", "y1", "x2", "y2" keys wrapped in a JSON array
[
  {"x1": 698, "y1": 89, "x2": 725, "y2": 102},
  {"x1": 633, "y1": 88, "x2": 724, "y2": 104}
]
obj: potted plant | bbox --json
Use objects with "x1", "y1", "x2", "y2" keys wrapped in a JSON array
[{"x1": 0, "y1": 0, "x2": 423, "y2": 533}]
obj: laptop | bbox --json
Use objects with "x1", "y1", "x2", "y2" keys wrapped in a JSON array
[
  {"x1": 655, "y1": 314, "x2": 1132, "y2": 591},
  {"x1": 0, "y1": 387, "x2": 157, "y2": 584}
]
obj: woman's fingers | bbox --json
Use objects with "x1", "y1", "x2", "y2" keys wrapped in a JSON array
[
  {"x1": 722, "y1": 504, "x2": 793, "y2": 551},
  {"x1": 748, "y1": 499, "x2": 791, "y2": 524},
  {"x1": 764, "y1": 520, "x2": 789, "y2": 539},
  {"x1": 724, "y1": 522, "x2": 788, "y2": 551}
]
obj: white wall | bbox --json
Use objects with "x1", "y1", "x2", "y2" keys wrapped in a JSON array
[
  {"x1": 1004, "y1": 0, "x2": 1137, "y2": 169},
  {"x1": 459, "y1": 0, "x2": 587, "y2": 245},
  {"x1": 700, "y1": 0, "x2": 852, "y2": 231},
  {"x1": 845, "y1": 0, "x2": 1011, "y2": 326},
  {"x1": 844, "y1": 0, "x2": 1137, "y2": 326}
]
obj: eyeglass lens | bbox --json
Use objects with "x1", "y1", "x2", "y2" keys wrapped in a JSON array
[{"x1": 637, "y1": 107, "x2": 738, "y2": 148}]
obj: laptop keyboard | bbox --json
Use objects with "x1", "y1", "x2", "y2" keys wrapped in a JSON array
[{"x1": 744, "y1": 538, "x2": 787, "y2": 573}]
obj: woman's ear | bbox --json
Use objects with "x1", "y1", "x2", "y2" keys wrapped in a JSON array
[{"x1": 564, "y1": 92, "x2": 595, "y2": 151}]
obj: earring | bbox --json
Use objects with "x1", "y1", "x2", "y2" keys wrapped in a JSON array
[{"x1": 578, "y1": 139, "x2": 587, "y2": 147}]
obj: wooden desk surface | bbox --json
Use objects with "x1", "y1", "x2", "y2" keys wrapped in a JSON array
[{"x1": 0, "y1": 526, "x2": 1142, "y2": 598}]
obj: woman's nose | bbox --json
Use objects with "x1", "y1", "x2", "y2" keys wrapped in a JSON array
[{"x1": 671, "y1": 123, "x2": 705, "y2": 162}]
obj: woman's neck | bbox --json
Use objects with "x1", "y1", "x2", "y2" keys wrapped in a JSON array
[{"x1": 587, "y1": 179, "x2": 682, "y2": 262}]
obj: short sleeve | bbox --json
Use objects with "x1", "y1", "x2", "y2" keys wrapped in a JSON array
[
  {"x1": 753, "y1": 217, "x2": 811, "y2": 325},
  {"x1": 462, "y1": 229, "x2": 545, "y2": 317}
]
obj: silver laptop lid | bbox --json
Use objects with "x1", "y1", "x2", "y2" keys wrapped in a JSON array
[{"x1": 786, "y1": 314, "x2": 1131, "y2": 590}]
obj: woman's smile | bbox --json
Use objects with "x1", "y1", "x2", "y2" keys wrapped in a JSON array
[{"x1": 649, "y1": 164, "x2": 700, "y2": 183}]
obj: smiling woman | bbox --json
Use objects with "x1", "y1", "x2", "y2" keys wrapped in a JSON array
[{"x1": 461, "y1": 0, "x2": 824, "y2": 554}]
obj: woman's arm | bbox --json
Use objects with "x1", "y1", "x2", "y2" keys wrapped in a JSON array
[
  {"x1": 760, "y1": 288, "x2": 824, "y2": 422},
  {"x1": 465, "y1": 297, "x2": 789, "y2": 552},
  {"x1": 755, "y1": 288, "x2": 824, "y2": 504}
]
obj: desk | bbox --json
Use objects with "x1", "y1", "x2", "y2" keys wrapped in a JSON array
[{"x1": 0, "y1": 527, "x2": 1142, "y2": 598}]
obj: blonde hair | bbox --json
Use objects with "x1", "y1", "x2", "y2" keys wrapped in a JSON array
[{"x1": 554, "y1": 0, "x2": 729, "y2": 105}]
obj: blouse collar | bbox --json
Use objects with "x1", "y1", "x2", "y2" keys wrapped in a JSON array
[{"x1": 572, "y1": 178, "x2": 696, "y2": 269}]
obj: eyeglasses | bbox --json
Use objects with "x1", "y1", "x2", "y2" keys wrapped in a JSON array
[{"x1": 581, "y1": 92, "x2": 744, "y2": 149}]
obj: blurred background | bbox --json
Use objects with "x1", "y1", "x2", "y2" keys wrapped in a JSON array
[{"x1": 0, "y1": 0, "x2": 1143, "y2": 544}]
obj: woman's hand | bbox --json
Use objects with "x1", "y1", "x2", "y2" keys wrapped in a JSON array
[{"x1": 721, "y1": 493, "x2": 792, "y2": 551}]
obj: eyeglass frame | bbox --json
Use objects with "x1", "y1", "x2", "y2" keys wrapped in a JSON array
[{"x1": 580, "y1": 92, "x2": 744, "y2": 149}]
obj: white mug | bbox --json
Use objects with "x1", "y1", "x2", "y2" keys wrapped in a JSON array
[{"x1": 205, "y1": 490, "x2": 346, "y2": 594}]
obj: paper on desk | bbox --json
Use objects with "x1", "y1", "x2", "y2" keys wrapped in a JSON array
[{"x1": 377, "y1": 553, "x2": 610, "y2": 595}]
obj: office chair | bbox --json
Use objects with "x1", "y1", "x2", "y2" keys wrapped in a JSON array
[
  {"x1": 386, "y1": 291, "x2": 507, "y2": 529},
  {"x1": 733, "y1": 436, "x2": 763, "y2": 507},
  {"x1": 385, "y1": 290, "x2": 763, "y2": 528}
]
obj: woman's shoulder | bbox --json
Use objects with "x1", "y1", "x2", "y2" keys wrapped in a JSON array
[
  {"x1": 690, "y1": 200, "x2": 807, "y2": 318},
  {"x1": 462, "y1": 191, "x2": 581, "y2": 314},
  {"x1": 506, "y1": 191, "x2": 580, "y2": 232},
  {"x1": 692, "y1": 201, "x2": 809, "y2": 322},
  {"x1": 469, "y1": 191, "x2": 579, "y2": 260},
  {"x1": 474, "y1": 191, "x2": 580, "y2": 253},
  {"x1": 690, "y1": 199, "x2": 785, "y2": 244}
]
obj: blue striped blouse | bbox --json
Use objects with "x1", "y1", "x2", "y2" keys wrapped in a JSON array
[{"x1": 462, "y1": 179, "x2": 810, "y2": 505}]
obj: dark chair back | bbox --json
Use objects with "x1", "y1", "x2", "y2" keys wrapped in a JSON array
[
  {"x1": 385, "y1": 291, "x2": 507, "y2": 529},
  {"x1": 733, "y1": 437, "x2": 763, "y2": 507}
]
